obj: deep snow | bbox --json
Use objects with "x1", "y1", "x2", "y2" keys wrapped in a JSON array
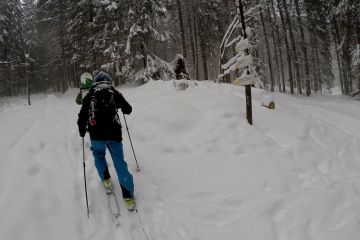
[{"x1": 0, "y1": 80, "x2": 360, "y2": 240}]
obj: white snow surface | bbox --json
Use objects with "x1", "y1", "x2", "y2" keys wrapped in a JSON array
[{"x1": 1, "y1": 81, "x2": 360, "y2": 240}]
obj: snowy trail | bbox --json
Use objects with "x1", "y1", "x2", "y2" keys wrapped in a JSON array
[
  {"x1": 1, "y1": 81, "x2": 360, "y2": 240},
  {"x1": 0, "y1": 93, "x2": 145, "y2": 240},
  {"x1": 0, "y1": 95, "x2": 82, "y2": 240}
]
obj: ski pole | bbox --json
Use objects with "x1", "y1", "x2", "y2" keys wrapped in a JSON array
[
  {"x1": 122, "y1": 113, "x2": 140, "y2": 172},
  {"x1": 82, "y1": 137, "x2": 90, "y2": 218}
]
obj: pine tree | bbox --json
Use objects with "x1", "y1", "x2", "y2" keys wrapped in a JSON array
[
  {"x1": 294, "y1": 0, "x2": 311, "y2": 96},
  {"x1": 176, "y1": 0, "x2": 187, "y2": 59},
  {"x1": 1, "y1": 0, "x2": 358, "y2": 97},
  {"x1": 276, "y1": 0, "x2": 294, "y2": 93},
  {"x1": 125, "y1": 0, "x2": 167, "y2": 69},
  {"x1": 0, "y1": 0, "x2": 24, "y2": 62},
  {"x1": 36, "y1": 0, "x2": 71, "y2": 92},
  {"x1": 259, "y1": 4, "x2": 274, "y2": 91},
  {"x1": 0, "y1": 0, "x2": 25, "y2": 97}
]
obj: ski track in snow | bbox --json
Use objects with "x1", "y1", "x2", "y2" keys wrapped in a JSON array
[{"x1": 1, "y1": 81, "x2": 360, "y2": 240}]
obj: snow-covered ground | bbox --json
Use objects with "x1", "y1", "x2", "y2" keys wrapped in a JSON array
[{"x1": 1, "y1": 80, "x2": 360, "y2": 240}]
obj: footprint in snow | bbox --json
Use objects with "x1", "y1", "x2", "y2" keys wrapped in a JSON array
[
  {"x1": 27, "y1": 165, "x2": 40, "y2": 177},
  {"x1": 162, "y1": 147, "x2": 174, "y2": 154}
]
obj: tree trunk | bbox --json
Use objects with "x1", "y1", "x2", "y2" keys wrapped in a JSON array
[
  {"x1": 310, "y1": 31, "x2": 320, "y2": 93},
  {"x1": 277, "y1": 0, "x2": 294, "y2": 93},
  {"x1": 315, "y1": 48, "x2": 322, "y2": 93},
  {"x1": 356, "y1": 24, "x2": 360, "y2": 92},
  {"x1": 281, "y1": 0, "x2": 301, "y2": 94},
  {"x1": 73, "y1": 62, "x2": 77, "y2": 88},
  {"x1": 260, "y1": 7, "x2": 274, "y2": 91},
  {"x1": 26, "y1": 58, "x2": 31, "y2": 105},
  {"x1": 141, "y1": 42, "x2": 147, "y2": 68},
  {"x1": 294, "y1": 0, "x2": 310, "y2": 96},
  {"x1": 339, "y1": 19, "x2": 352, "y2": 95},
  {"x1": 59, "y1": 0, "x2": 66, "y2": 93},
  {"x1": 199, "y1": 39, "x2": 208, "y2": 80},
  {"x1": 270, "y1": 0, "x2": 285, "y2": 92},
  {"x1": 311, "y1": 48, "x2": 318, "y2": 92},
  {"x1": 192, "y1": 4, "x2": 200, "y2": 80},
  {"x1": 267, "y1": 0, "x2": 281, "y2": 92},
  {"x1": 344, "y1": 17, "x2": 353, "y2": 94},
  {"x1": 259, "y1": 42, "x2": 267, "y2": 85},
  {"x1": 9, "y1": 63, "x2": 13, "y2": 97},
  {"x1": 332, "y1": 17, "x2": 345, "y2": 95},
  {"x1": 176, "y1": 0, "x2": 187, "y2": 59},
  {"x1": 185, "y1": 0, "x2": 196, "y2": 79}
]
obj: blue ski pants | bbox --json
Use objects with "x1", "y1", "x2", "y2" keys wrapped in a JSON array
[{"x1": 90, "y1": 140, "x2": 134, "y2": 197}]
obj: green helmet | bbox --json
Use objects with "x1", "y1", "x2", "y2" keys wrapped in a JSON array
[{"x1": 80, "y1": 72, "x2": 93, "y2": 90}]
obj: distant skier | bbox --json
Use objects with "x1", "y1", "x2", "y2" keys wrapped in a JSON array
[
  {"x1": 76, "y1": 71, "x2": 93, "y2": 105},
  {"x1": 77, "y1": 71, "x2": 136, "y2": 211}
]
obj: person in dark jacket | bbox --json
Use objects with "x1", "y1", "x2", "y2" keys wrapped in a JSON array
[
  {"x1": 77, "y1": 71, "x2": 135, "y2": 210},
  {"x1": 174, "y1": 56, "x2": 190, "y2": 80}
]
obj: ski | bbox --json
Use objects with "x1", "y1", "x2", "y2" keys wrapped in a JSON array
[
  {"x1": 126, "y1": 203, "x2": 150, "y2": 240},
  {"x1": 105, "y1": 187, "x2": 121, "y2": 226}
]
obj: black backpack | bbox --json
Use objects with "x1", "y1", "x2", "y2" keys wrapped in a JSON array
[{"x1": 88, "y1": 81, "x2": 117, "y2": 126}]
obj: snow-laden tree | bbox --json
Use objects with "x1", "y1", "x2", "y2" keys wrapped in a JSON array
[
  {"x1": 67, "y1": 0, "x2": 128, "y2": 85},
  {"x1": 329, "y1": 0, "x2": 360, "y2": 95},
  {"x1": 2, "y1": 0, "x2": 359, "y2": 98},
  {"x1": 124, "y1": 0, "x2": 167, "y2": 69},
  {"x1": 0, "y1": 0, "x2": 25, "y2": 97},
  {"x1": 195, "y1": 0, "x2": 232, "y2": 80},
  {"x1": 304, "y1": 0, "x2": 334, "y2": 93},
  {"x1": 22, "y1": 0, "x2": 37, "y2": 50},
  {"x1": 0, "y1": 0, "x2": 24, "y2": 62},
  {"x1": 36, "y1": 0, "x2": 72, "y2": 92}
]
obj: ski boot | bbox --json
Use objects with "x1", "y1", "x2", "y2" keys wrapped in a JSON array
[
  {"x1": 124, "y1": 198, "x2": 136, "y2": 212},
  {"x1": 102, "y1": 178, "x2": 113, "y2": 194}
]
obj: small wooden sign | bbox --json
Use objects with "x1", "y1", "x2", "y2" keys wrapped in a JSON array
[{"x1": 235, "y1": 55, "x2": 253, "y2": 70}]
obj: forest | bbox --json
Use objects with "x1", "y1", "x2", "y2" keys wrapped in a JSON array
[{"x1": 0, "y1": 0, "x2": 359, "y2": 98}]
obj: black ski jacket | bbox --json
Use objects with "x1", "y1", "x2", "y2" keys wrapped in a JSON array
[{"x1": 77, "y1": 87, "x2": 132, "y2": 142}]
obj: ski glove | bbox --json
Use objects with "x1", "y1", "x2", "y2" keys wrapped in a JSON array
[{"x1": 79, "y1": 127, "x2": 86, "y2": 137}]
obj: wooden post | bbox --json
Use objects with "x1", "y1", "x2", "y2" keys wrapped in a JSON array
[{"x1": 238, "y1": 0, "x2": 253, "y2": 125}]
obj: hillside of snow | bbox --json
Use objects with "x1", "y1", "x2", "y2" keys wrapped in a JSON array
[{"x1": 1, "y1": 80, "x2": 360, "y2": 240}]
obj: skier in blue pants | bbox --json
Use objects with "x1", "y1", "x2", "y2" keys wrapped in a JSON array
[
  {"x1": 77, "y1": 71, "x2": 135, "y2": 210},
  {"x1": 91, "y1": 140, "x2": 134, "y2": 196}
]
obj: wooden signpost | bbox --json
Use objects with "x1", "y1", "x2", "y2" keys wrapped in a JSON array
[
  {"x1": 218, "y1": 0, "x2": 254, "y2": 125},
  {"x1": 238, "y1": 0, "x2": 253, "y2": 125}
]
